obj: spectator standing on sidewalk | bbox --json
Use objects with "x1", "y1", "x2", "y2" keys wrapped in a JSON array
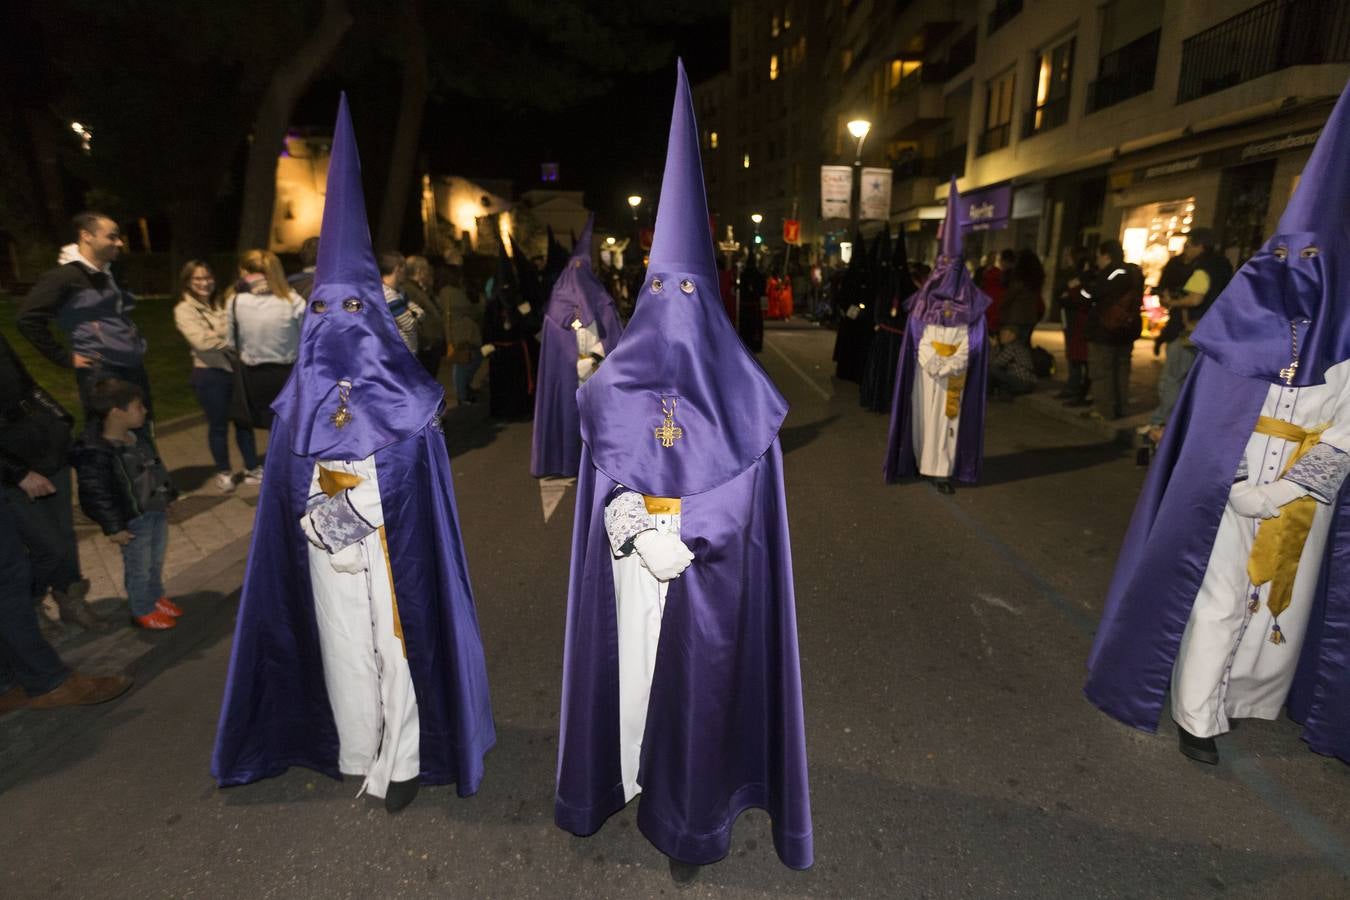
[
  {"x1": 1077, "y1": 240, "x2": 1144, "y2": 421},
  {"x1": 0, "y1": 333, "x2": 105, "y2": 634},
  {"x1": 227, "y1": 249, "x2": 305, "y2": 437},
  {"x1": 288, "y1": 236, "x2": 321, "y2": 299},
  {"x1": 402, "y1": 255, "x2": 446, "y2": 378},
  {"x1": 1055, "y1": 247, "x2": 1094, "y2": 404},
  {"x1": 173, "y1": 261, "x2": 261, "y2": 493},
  {"x1": 438, "y1": 257, "x2": 483, "y2": 406},
  {"x1": 1143, "y1": 228, "x2": 1232, "y2": 443},
  {"x1": 979, "y1": 248, "x2": 1015, "y2": 336},
  {"x1": 0, "y1": 501, "x2": 132, "y2": 716},
  {"x1": 73, "y1": 379, "x2": 180, "y2": 631},
  {"x1": 1001, "y1": 249, "x2": 1045, "y2": 344},
  {"x1": 378, "y1": 252, "x2": 424, "y2": 354},
  {"x1": 18, "y1": 212, "x2": 153, "y2": 419}
]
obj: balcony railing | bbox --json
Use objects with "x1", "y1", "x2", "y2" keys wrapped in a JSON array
[
  {"x1": 1023, "y1": 95, "x2": 1070, "y2": 138},
  {"x1": 892, "y1": 144, "x2": 968, "y2": 181},
  {"x1": 976, "y1": 123, "x2": 1011, "y2": 156},
  {"x1": 987, "y1": 0, "x2": 1023, "y2": 36},
  {"x1": 1086, "y1": 29, "x2": 1161, "y2": 113},
  {"x1": 1177, "y1": 0, "x2": 1350, "y2": 103}
]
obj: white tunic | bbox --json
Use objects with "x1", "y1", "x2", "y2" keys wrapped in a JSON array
[
  {"x1": 911, "y1": 323, "x2": 970, "y2": 478},
  {"x1": 306, "y1": 455, "x2": 420, "y2": 798},
  {"x1": 605, "y1": 495, "x2": 680, "y2": 803},
  {"x1": 1172, "y1": 358, "x2": 1350, "y2": 737}
]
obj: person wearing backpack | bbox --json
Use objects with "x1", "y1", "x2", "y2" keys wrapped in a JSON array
[{"x1": 1076, "y1": 239, "x2": 1144, "y2": 421}]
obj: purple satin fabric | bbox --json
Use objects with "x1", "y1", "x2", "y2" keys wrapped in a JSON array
[
  {"x1": 882, "y1": 306, "x2": 989, "y2": 484},
  {"x1": 212, "y1": 418, "x2": 496, "y2": 790},
  {"x1": 1083, "y1": 355, "x2": 1350, "y2": 762},
  {"x1": 555, "y1": 441, "x2": 813, "y2": 868}
]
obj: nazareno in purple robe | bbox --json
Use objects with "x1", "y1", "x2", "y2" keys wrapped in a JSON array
[
  {"x1": 883, "y1": 177, "x2": 991, "y2": 484},
  {"x1": 1084, "y1": 81, "x2": 1350, "y2": 764},
  {"x1": 211, "y1": 94, "x2": 495, "y2": 791},
  {"x1": 554, "y1": 60, "x2": 813, "y2": 869},
  {"x1": 530, "y1": 216, "x2": 624, "y2": 478}
]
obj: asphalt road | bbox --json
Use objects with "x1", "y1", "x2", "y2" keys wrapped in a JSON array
[{"x1": 4, "y1": 323, "x2": 1349, "y2": 899}]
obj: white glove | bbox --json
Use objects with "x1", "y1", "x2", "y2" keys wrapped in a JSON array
[
  {"x1": 480, "y1": 343, "x2": 496, "y2": 357},
  {"x1": 300, "y1": 514, "x2": 325, "y2": 549},
  {"x1": 329, "y1": 541, "x2": 367, "y2": 575},
  {"x1": 516, "y1": 302, "x2": 531, "y2": 316},
  {"x1": 576, "y1": 357, "x2": 597, "y2": 380},
  {"x1": 1229, "y1": 480, "x2": 1306, "y2": 519},
  {"x1": 633, "y1": 531, "x2": 694, "y2": 582}
]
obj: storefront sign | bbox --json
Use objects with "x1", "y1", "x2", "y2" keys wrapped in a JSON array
[
  {"x1": 962, "y1": 184, "x2": 1012, "y2": 231},
  {"x1": 820, "y1": 165, "x2": 853, "y2": 219},
  {"x1": 783, "y1": 219, "x2": 802, "y2": 244},
  {"x1": 859, "y1": 167, "x2": 893, "y2": 221},
  {"x1": 1111, "y1": 126, "x2": 1323, "y2": 189}
]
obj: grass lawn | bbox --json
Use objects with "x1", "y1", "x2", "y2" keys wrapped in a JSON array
[{"x1": 1, "y1": 293, "x2": 200, "y2": 427}]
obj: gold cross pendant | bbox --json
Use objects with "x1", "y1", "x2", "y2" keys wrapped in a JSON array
[
  {"x1": 653, "y1": 398, "x2": 684, "y2": 448},
  {"x1": 1280, "y1": 360, "x2": 1299, "y2": 384}
]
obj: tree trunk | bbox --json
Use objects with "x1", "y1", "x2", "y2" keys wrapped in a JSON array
[
  {"x1": 375, "y1": 1, "x2": 429, "y2": 253},
  {"x1": 235, "y1": 0, "x2": 353, "y2": 252}
]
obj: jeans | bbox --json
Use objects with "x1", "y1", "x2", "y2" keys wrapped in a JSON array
[
  {"x1": 1148, "y1": 341, "x2": 1197, "y2": 426},
  {"x1": 1, "y1": 466, "x2": 82, "y2": 600},
  {"x1": 123, "y1": 510, "x2": 168, "y2": 617},
  {"x1": 76, "y1": 361, "x2": 153, "y2": 420},
  {"x1": 190, "y1": 367, "x2": 259, "y2": 472},
  {"x1": 1088, "y1": 342, "x2": 1133, "y2": 419},
  {"x1": 0, "y1": 503, "x2": 67, "y2": 696},
  {"x1": 453, "y1": 350, "x2": 483, "y2": 404}
]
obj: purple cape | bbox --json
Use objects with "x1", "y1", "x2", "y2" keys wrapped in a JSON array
[
  {"x1": 211, "y1": 417, "x2": 497, "y2": 790},
  {"x1": 555, "y1": 442, "x2": 813, "y2": 867},
  {"x1": 531, "y1": 219, "x2": 624, "y2": 478},
  {"x1": 554, "y1": 59, "x2": 812, "y2": 868}
]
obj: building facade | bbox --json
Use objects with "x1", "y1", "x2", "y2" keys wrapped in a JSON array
[{"x1": 700, "y1": 0, "x2": 1350, "y2": 280}]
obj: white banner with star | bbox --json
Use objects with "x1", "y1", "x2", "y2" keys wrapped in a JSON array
[
  {"x1": 820, "y1": 166, "x2": 853, "y2": 220},
  {"x1": 859, "y1": 167, "x2": 892, "y2": 221}
]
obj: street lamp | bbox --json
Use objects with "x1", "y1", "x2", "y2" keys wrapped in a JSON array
[
  {"x1": 846, "y1": 119, "x2": 871, "y2": 234},
  {"x1": 627, "y1": 195, "x2": 642, "y2": 220},
  {"x1": 750, "y1": 212, "x2": 764, "y2": 251}
]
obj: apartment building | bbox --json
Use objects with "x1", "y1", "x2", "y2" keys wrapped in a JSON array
[{"x1": 699, "y1": 0, "x2": 1349, "y2": 279}]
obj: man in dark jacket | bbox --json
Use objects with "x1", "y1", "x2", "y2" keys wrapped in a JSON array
[
  {"x1": 17, "y1": 212, "x2": 153, "y2": 419},
  {"x1": 0, "y1": 334, "x2": 105, "y2": 632},
  {"x1": 1077, "y1": 239, "x2": 1144, "y2": 420}
]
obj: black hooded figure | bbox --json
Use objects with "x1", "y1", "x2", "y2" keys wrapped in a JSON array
[
  {"x1": 737, "y1": 249, "x2": 766, "y2": 353},
  {"x1": 832, "y1": 229, "x2": 874, "y2": 383},
  {"x1": 860, "y1": 229, "x2": 917, "y2": 411},
  {"x1": 482, "y1": 243, "x2": 541, "y2": 420}
]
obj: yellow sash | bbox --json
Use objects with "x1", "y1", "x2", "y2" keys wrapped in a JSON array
[
  {"x1": 932, "y1": 341, "x2": 964, "y2": 418},
  {"x1": 318, "y1": 467, "x2": 405, "y2": 656},
  {"x1": 642, "y1": 495, "x2": 681, "y2": 515},
  {"x1": 1246, "y1": 417, "x2": 1326, "y2": 642}
]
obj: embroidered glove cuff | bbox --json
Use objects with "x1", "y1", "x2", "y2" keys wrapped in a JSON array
[
  {"x1": 1285, "y1": 442, "x2": 1350, "y2": 504},
  {"x1": 604, "y1": 489, "x2": 652, "y2": 557},
  {"x1": 308, "y1": 490, "x2": 377, "y2": 552}
]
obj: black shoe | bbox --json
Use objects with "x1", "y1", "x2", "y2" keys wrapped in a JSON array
[
  {"x1": 384, "y1": 777, "x2": 420, "y2": 814},
  {"x1": 933, "y1": 479, "x2": 955, "y2": 495},
  {"x1": 668, "y1": 857, "x2": 701, "y2": 886},
  {"x1": 1177, "y1": 726, "x2": 1219, "y2": 765}
]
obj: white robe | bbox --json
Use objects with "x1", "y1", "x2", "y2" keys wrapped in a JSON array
[
  {"x1": 911, "y1": 323, "x2": 970, "y2": 478},
  {"x1": 306, "y1": 455, "x2": 420, "y2": 798},
  {"x1": 1172, "y1": 359, "x2": 1350, "y2": 737},
  {"x1": 605, "y1": 495, "x2": 679, "y2": 803}
]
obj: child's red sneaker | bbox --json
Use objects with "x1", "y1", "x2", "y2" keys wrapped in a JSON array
[
  {"x1": 156, "y1": 597, "x2": 183, "y2": 617},
  {"x1": 134, "y1": 610, "x2": 177, "y2": 630}
]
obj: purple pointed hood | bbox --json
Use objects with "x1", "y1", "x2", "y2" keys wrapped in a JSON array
[
  {"x1": 576, "y1": 60, "x2": 787, "y2": 497},
  {"x1": 271, "y1": 93, "x2": 443, "y2": 459},
  {"x1": 1192, "y1": 81, "x2": 1350, "y2": 386},
  {"x1": 543, "y1": 214, "x2": 620, "y2": 335},
  {"x1": 908, "y1": 177, "x2": 991, "y2": 327}
]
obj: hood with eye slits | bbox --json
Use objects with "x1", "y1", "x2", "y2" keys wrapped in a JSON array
[
  {"x1": 1191, "y1": 81, "x2": 1350, "y2": 387},
  {"x1": 906, "y1": 177, "x2": 991, "y2": 328},
  {"x1": 271, "y1": 93, "x2": 443, "y2": 460},
  {"x1": 576, "y1": 60, "x2": 787, "y2": 497}
]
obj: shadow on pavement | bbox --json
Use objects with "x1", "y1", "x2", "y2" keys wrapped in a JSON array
[
  {"x1": 781, "y1": 415, "x2": 840, "y2": 456},
  {"x1": 981, "y1": 441, "x2": 1129, "y2": 487},
  {"x1": 442, "y1": 402, "x2": 507, "y2": 459}
]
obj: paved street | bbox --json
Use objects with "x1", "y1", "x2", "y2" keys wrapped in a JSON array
[{"x1": 4, "y1": 323, "x2": 1349, "y2": 899}]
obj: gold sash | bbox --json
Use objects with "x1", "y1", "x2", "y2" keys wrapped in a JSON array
[
  {"x1": 1246, "y1": 417, "x2": 1326, "y2": 642},
  {"x1": 642, "y1": 495, "x2": 681, "y2": 515},
  {"x1": 932, "y1": 341, "x2": 964, "y2": 418},
  {"x1": 318, "y1": 467, "x2": 405, "y2": 656}
]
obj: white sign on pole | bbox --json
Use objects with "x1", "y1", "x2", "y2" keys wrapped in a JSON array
[
  {"x1": 859, "y1": 167, "x2": 893, "y2": 221},
  {"x1": 820, "y1": 165, "x2": 853, "y2": 220}
]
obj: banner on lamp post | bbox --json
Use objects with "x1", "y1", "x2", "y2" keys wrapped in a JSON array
[
  {"x1": 820, "y1": 165, "x2": 853, "y2": 220},
  {"x1": 859, "y1": 167, "x2": 892, "y2": 221},
  {"x1": 783, "y1": 219, "x2": 801, "y2": 245}
]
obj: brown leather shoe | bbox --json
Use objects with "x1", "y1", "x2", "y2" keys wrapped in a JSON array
[
  {"x1": 0, "y1": 686, "x2": 28, "y2": 715},
  {"x1": 26, "y1": 672, "x2": 133, "y2": 710}
]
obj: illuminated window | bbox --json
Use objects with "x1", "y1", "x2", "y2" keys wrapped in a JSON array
[
  {"x1": 743, "y1": 153, "x2": 751, "y2": 169},
  {"x1": 769, "y1": 54, "x2": 779, "y2": 80},
  {"x1": 889, "y1": 59, "x2": 921, "y2": 90},
  {"x1": 710, "y1": 131, "x2": 719, "y2": 149},
  {"x1": 771, "y1": 14, "x2": 780, "y2": 37},
  {"x1": 784, "y1": 4, "x2": 792, "y2": 29}
]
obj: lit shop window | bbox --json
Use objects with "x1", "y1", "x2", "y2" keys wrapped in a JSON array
[
  {"x1": 743, "y1": 153, "x2": 751, "y2": 169},
  {"x1": 769, "y1": 54, "x2": 780, "y2": 80},
  {"x1": 710, "y1": 131, "x2": 719, "y2": 149}
]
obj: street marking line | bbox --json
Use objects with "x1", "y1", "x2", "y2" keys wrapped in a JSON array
[
  {"x1": 939, "y1": 494, "x2": 1350, "y2": 879},
  {"x1": 763, "y1": 333, "x2": 832, "y2": 401}
]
